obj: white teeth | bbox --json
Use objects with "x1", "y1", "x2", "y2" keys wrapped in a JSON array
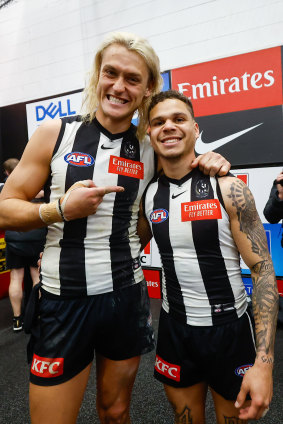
[
  {"x1": 163, "y1": 139, "x2": 179, "y2": 143},
  {"x1": 109, "y1": 95, "x2": 125, "y2": 104}
]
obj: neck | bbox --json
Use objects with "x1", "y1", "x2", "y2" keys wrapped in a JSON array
[
  {"x1": 95, "y1": 110, "x2": 132, "y2": 134},
  {"x1": 160, "y1": 153, "x2": 196, "y2": 180}
]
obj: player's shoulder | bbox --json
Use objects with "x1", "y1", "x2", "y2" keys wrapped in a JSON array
[
  {"x1": 217, "y1": 172, "x2": 247, "y2": 193},
  {"x1": 36, "y1": 118, "x2": 62, "y2": 138}
]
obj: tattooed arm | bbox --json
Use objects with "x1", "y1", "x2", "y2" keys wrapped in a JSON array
[{"x1": 219, "y1": 176, "x2": 279, "y2": 421}]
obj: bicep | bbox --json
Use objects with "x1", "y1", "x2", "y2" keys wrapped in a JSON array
[{"x1": 220, "y1": 177, "x2": 271, "y2": 269}]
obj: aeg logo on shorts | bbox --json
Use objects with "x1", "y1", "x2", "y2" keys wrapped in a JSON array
[
  {"x1": 108, "y1": 155, "x2": 144, "y2": 179},
  {"x1": 64, "y1": 152, "x2": 94, "y2": 167},
  {"x1": 181, "y1": 199, "x2": 222, "y2": 221},
  {"x1": 31, "y1": 354, "x2": 64, "y2": 378},
  {"x1": 150, "y1": 209, "x2": 169, "y2": 224},
  {"x1": 155, "y1": 355, "x2": 180, "y2": 381},
  {"x1": 235, "y1": 364, "x2": 253, "y2": 377}
]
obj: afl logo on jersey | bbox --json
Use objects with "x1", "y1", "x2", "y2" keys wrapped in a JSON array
[
  {"x1": 64, "y1": 152, "x2": 94, "y2": 167},
  {"x1": 150, "y1": 209, "x2": 169, "y2": 224},
  {"x1": 235, "y1": 364, "x2": 253, "y2": 377}
]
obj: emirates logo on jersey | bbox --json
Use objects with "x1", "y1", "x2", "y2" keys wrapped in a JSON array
[
  {"x1": 181, "y1": 199, "x2": 222, "y2": 221},
  {"x1": 108, "y1": 156, "x2": 144, "y2": 179}
]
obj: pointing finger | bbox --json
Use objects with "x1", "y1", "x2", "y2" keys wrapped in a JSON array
[{"x1": 96, "y1": 186, "x2": 125, "y2": 196}]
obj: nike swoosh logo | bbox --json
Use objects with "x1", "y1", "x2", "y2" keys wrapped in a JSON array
[
  {"x1": 101, "y1": 145, "x2": 115, "y2": 150},
  {"x1": 172, "y1": 191, "x2": 186, "y2": 199},
  {"x1": 195, "y1": 123, "x2": 263, "y2": 154}
]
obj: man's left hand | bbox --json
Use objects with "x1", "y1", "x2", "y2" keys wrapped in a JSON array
[
  {"x1": 235, "y1": 361, "x2": 273, "y2": 420},
  {"x1": 191, "y1": 151, "x2": 231, "y2": 176}
]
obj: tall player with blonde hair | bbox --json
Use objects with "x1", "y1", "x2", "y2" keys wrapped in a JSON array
[{"x1": 0, "y1": 32, "x2": 230, "y2": 423}]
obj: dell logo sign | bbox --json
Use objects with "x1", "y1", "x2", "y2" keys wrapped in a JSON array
[{"x1": 36, "y1": 99, "x2": 76, "y2": 121}]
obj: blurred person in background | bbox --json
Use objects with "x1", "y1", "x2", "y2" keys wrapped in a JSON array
[
  {"x1": 264, "y1": 170, "x2": 283, "y2": 325},
  {"x1": 1, "y1": 158, "x2": 46, "y2": 331}
]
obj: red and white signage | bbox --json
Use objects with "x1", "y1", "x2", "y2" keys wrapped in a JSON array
[
  {"x1": 171, "y1": 46, "x2": 283, "y2": 117},
  {"x1": 108, "y1": 156, "x2": 144, "y2": 179},
  {"x1": 155, "y1": 355, "x2": 180, "y2": 381},
  {"x1": 31, "y1": 354, "x2": 64, "y2": 378},
  {"x1": 181, "y1": 199, "x2": 222, "y2": 222}
]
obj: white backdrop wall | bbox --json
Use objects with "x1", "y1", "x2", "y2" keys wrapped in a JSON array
[{"x1": 1, "y1": 0, "x2": 283, "y2": 107}]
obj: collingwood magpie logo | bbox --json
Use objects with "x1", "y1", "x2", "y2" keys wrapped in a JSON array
[
  {"x1": 124, "y1": 143, "x2": 136, "y2": 159},
  {"x1": 195, "y1": 180, "x2": 209, "y2": 198}
]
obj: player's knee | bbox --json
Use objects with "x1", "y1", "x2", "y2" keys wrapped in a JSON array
[
  {"x1": 9, "y1": 286, "x2": 22, "y2": 298},
  {"x1": 98, "y1": 401, "x2": 129, "y2": 424}
]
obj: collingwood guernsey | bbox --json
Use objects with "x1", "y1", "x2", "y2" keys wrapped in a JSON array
[
  {"x1": 41, "y1": 117, "x2": 155, "y2": 297},
  {"x1": 144, "y1": 168, "x2": 247, "y2": 326}
]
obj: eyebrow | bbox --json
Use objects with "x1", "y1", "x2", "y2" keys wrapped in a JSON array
[
  {"x1": 150, "y1": 112, "x2": 187, "y2": 124},
  {"x1": 102, "y1": 65, "x2": 142, "y2": 79}
]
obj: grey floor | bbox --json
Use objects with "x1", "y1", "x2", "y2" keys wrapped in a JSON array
[{"x1": 0, "y1": 296, "x2": 282, "y2": 424}]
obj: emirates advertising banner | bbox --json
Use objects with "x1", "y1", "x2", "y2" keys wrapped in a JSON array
[{"x1": 171, "y1": 46, "x2": 283, "y2": 167}]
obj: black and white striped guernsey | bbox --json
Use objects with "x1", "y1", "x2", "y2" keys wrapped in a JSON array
[
  {"x1": 144, "y1": 168, "x2": 247, "y2": 326},
  {"x1": 41, "y1": 117, "x2": 155, "y2": 297}
]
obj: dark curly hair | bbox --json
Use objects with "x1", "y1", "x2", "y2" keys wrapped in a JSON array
[{"x1": 148, "y1": 89, "x2": 195, "y2": 121}]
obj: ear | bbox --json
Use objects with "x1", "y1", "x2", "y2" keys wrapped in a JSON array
[
  {"x1": 144, "y1": 87, "x2": 152, "y2": 98},
  {"x1": 194, "y1": 121, "x2": 200, "y2": 139}
]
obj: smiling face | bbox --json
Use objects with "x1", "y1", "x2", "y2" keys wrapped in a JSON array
[
  {"x1": 149, "y1": 98, "x2": 199, "y2": 162},
  {"x1": 95, "y1": 43, "x2": 151, "y2": 133}
]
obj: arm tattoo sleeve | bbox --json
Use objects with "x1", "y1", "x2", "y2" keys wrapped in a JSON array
[{"x1": 228, "y1": 180, "x2": 278, "y2": 359}]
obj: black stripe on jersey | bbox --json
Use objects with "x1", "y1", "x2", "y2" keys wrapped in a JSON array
[
  {"x1": 110, "y1": 127, "x2": 141, "y2": 290},
  {"x1": 216, "y1": 176, "x2": 226, "y2": 212},
  {"x1": 152, "y1": 178, "x2": 186, "y2": 323},
  {"x1": 59, "y1": 120, "x2": 99, "y2": 296},
  {"x1": 191, "y1": 169, "x2": 237, "y2": 324}
]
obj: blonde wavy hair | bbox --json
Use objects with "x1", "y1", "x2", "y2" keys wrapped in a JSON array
[{"x1": 81, "y1": 32, "x2": 163, "y2": 140}]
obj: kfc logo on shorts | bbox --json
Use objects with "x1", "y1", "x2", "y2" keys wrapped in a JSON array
[
  {"x1": 64, "y1": 152, "x2": 94, "y2": 167},
  {"x1": 150, "y1": 209, "x2": 169, "y2": 224},
  {"x1": 31, "y1": 354, "x2": 64, "y2": 378},
  {"x1": 235, "y1": 364, "x2": 253, "y2": 377},
  {"x1": 155, "y1": 355, "x2": 180, "y2": 381}
]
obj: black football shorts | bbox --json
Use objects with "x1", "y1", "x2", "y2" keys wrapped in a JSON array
[
  {"x1": 154, "y1": 308, "x2": 256, "y2": 400},
  {"x1": 28, "y1": 280, "x2": 154, "y2": 386}
]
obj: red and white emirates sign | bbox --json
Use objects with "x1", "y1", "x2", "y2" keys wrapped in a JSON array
[
  {"x1": 181, "y1": 199, "x2": 222, "y2": 222},
  {"x1": 108, "y1": 155, "x2": 144, "y2": 179},
  {"x1": 171, "y1": 46, "x2": 283, "y2": 117}
]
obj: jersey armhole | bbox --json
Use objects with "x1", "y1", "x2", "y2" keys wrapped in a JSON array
[{"x1": 216, "y1": 176, "x2": 227, "y2": 213}]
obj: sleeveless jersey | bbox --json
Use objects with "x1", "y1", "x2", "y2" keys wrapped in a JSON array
[
  {"x1": 144, "y1": 168, "x2": 247, "y2": 326},
  {"x1": 41, "y1": 117, "x2": 155, "y2": 297}
]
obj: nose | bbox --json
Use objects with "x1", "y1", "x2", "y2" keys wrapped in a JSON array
[
  {"x1": 113, "y1": 76, "x2": 125, "y2": 93},
  {"x1": 163, "y1": 119, "x2": 176, "y2": 132}
]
